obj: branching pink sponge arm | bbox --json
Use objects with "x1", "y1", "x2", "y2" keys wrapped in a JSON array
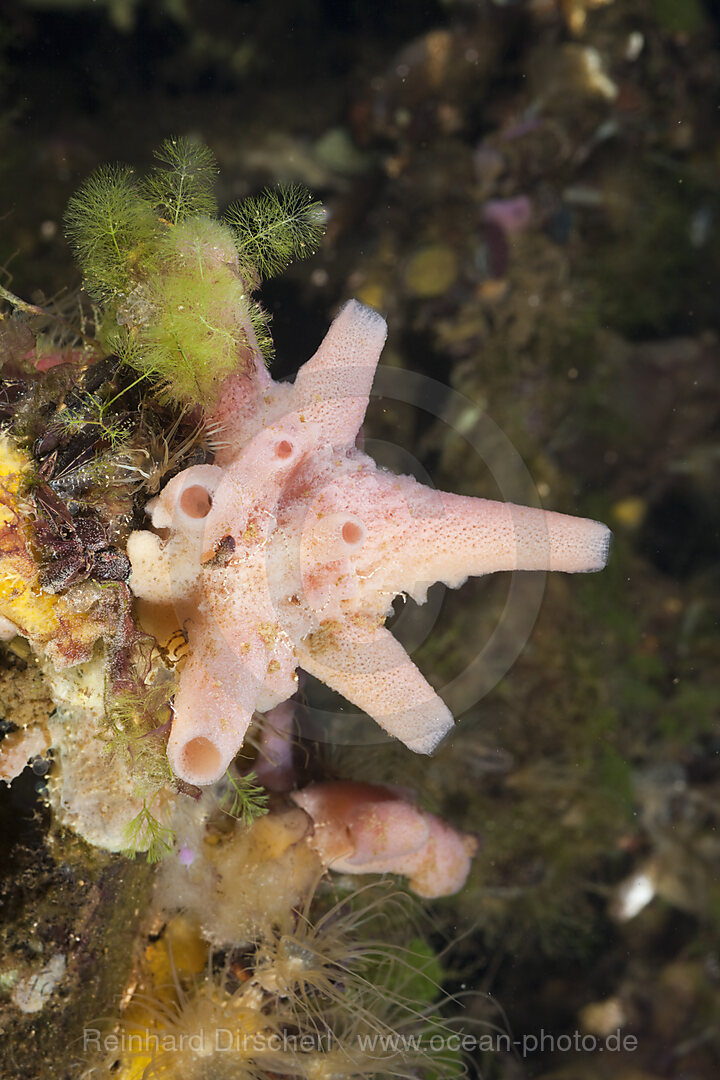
[
  {"x1": 201, "y1": 416, "x2": 320, "y2": 557},
  {"x1": 296, "y1": 615, "x2": 454, "y2": 754},
  {"x1": 167, "y1": 632, "x2": 266, "y2": 786},
  {"x1": 127, "y1": 297, "x2": 612, "y2": 786},
  {"x1": 381, "y1": 479, "x2": 611, "y2": 600},
  {"x1": 292, "y1": 299, "x2": 387, "y2": 448},
  {"x1": 204, "y1": 342, "x2": 275, "y2": 467}
]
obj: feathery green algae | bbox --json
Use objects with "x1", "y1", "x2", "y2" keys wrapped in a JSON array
[{"x1": 64, "y1": 136, "x2": 325, "y2": 407}]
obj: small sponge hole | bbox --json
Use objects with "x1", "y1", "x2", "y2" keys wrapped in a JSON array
[
  {"x1": 181, "y1": 736, "x2": 222, "y2": 780},
  {"x1": 180, "y1": 485, "x2": 213, "y2": 519},
  {"x1": 275, "y1": 439, "x2": 294, "y2": 459},
  {"x1": 341, "y1": 519, "x2": 365, "y2": 546}
]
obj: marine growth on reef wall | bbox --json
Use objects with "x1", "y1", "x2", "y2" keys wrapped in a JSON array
[{"x1": 0, "y1": 138, "x2": 609, "y2": 869}]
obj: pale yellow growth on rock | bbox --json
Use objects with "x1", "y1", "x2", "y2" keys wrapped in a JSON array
[
  {"x1": 43, "y1": 657, "x2": 146, "y2": 851},
  {"x1": 0, "y1": 436, "x2": 107, "y2": 666},
  {"x1": 156, "y1": 807, "x2": 321, "y2": 946},
  {"x1": 0, "y1": 725, "x2": 49, "y2": 782}
]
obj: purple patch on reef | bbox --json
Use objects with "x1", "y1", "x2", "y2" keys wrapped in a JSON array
[
  {"x1": 482, "y1": 196, "x2": 532, "y2": 236},
  {"x1": 178, "y1": 842, "x2": 195, "y2": 867}
]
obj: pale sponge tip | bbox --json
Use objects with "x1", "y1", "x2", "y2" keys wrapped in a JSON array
[
  {"x1": 560, "y1": 516, "x2": 612, "y2": 573},
  {"x1": 330, "y1": 298, "x2": 388, "y2": 367},
  {"x1": 590, "y1": 519, "x2": 612, "y2": 572},
  {"x1": 537, "y1": 509, "x2": 612, "y2": 574},
  {"x1": 340, "y1": 297, "x2": 388, "y2": 336}
]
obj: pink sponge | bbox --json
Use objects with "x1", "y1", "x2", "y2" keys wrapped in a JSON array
[
  {"x1": 291, "y1": 780, "x2": 478, "y2": 899},
  {"x1": 128, "y1": 300, "x2": 611, "y2": 786}
]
